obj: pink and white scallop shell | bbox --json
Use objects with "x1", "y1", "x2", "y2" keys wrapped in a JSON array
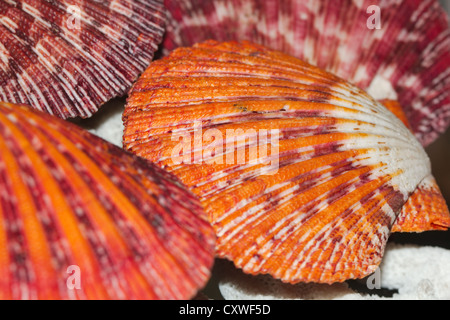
[
  {"x1": 0, "y1": 0, "x2": 166, "y2": 119},
  {"x1": 163, "y1": 0, "x2": 450, "y2": 147}
]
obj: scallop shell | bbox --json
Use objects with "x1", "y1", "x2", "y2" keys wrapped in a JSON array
[
  {"x1": 163, "y1": 0, "x2": 450, "y2": 147},
  {"x1": 0, "y1": 101, "x2": 215, "y2": 299},
  {"x1": 123, "y1": 40, "x2": 450, "y2": 284},
  {"x1": 0, "y1": 0, "x2": 166, "y2": 119}
]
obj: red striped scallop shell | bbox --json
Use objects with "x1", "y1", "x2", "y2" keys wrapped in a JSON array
[
  {"x1": 0, "y1": 101, "x2": 215, "y2": 299},
  {"x1": 123, "y1": 40, "x2": 450, "y2": 284},
  {"x1": 163, "y1": 0, "x2": 450, "y2": 147},
  {"x1": 0, "y1": 0, "x2": 166, "y2": 119}
]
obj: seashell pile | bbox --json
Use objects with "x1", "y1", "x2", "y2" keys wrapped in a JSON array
[
  {"x1": 0, "y1": 0, "x2": 165, "y2": 119},
  {"x1": 0, "y1": 101, "x2": 215, "y2": 299},
  {"x1": 0, "y1": 0, "x2": 449, "y2": 300},
  {"x1": 123, "y1": 40, "x2": 450, "y2": 284}
]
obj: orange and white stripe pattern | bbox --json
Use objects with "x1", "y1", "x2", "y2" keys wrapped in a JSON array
[
  {"x1": 123, "y1": 40, "x2": 450, "y2": 284},
  {"x1": 0, "y1": 102, "x2": 215, "y2": 299}
]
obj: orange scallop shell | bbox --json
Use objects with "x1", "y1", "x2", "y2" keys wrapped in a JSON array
[
  {"x1": 0, "y1": 101, "x2": 215, "y2": 299},
  {"x1": 123, "y1": 40, "x2": 450, "y2": 284}
]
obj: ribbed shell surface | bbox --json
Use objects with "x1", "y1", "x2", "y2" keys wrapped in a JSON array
[
  {"x1": 0, "y1": 0, "x2": 166, "y2": 119},
  {"x1": 163, "y1": 0, "x2": 450, "y2": 147},
  {"x1": 123, "y1": 41, "x2": 450, "y2": 284},
  {"x1": 0, "y1": 101, "x2": 215, "y2": 299}
]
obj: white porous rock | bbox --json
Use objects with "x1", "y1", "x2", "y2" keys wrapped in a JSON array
[
  {"x1": 217, "y1": 243, "x2": 450, "y2": 300},
  {"x1": 380, "y1": 244, "x2": 450, "y2": 300},
  {"x1": 216, "y1": 258, "x2": 366, "y2": 300},
  {"x1": 74, "y1": 98, "x2": 125, "y2": 147}
]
